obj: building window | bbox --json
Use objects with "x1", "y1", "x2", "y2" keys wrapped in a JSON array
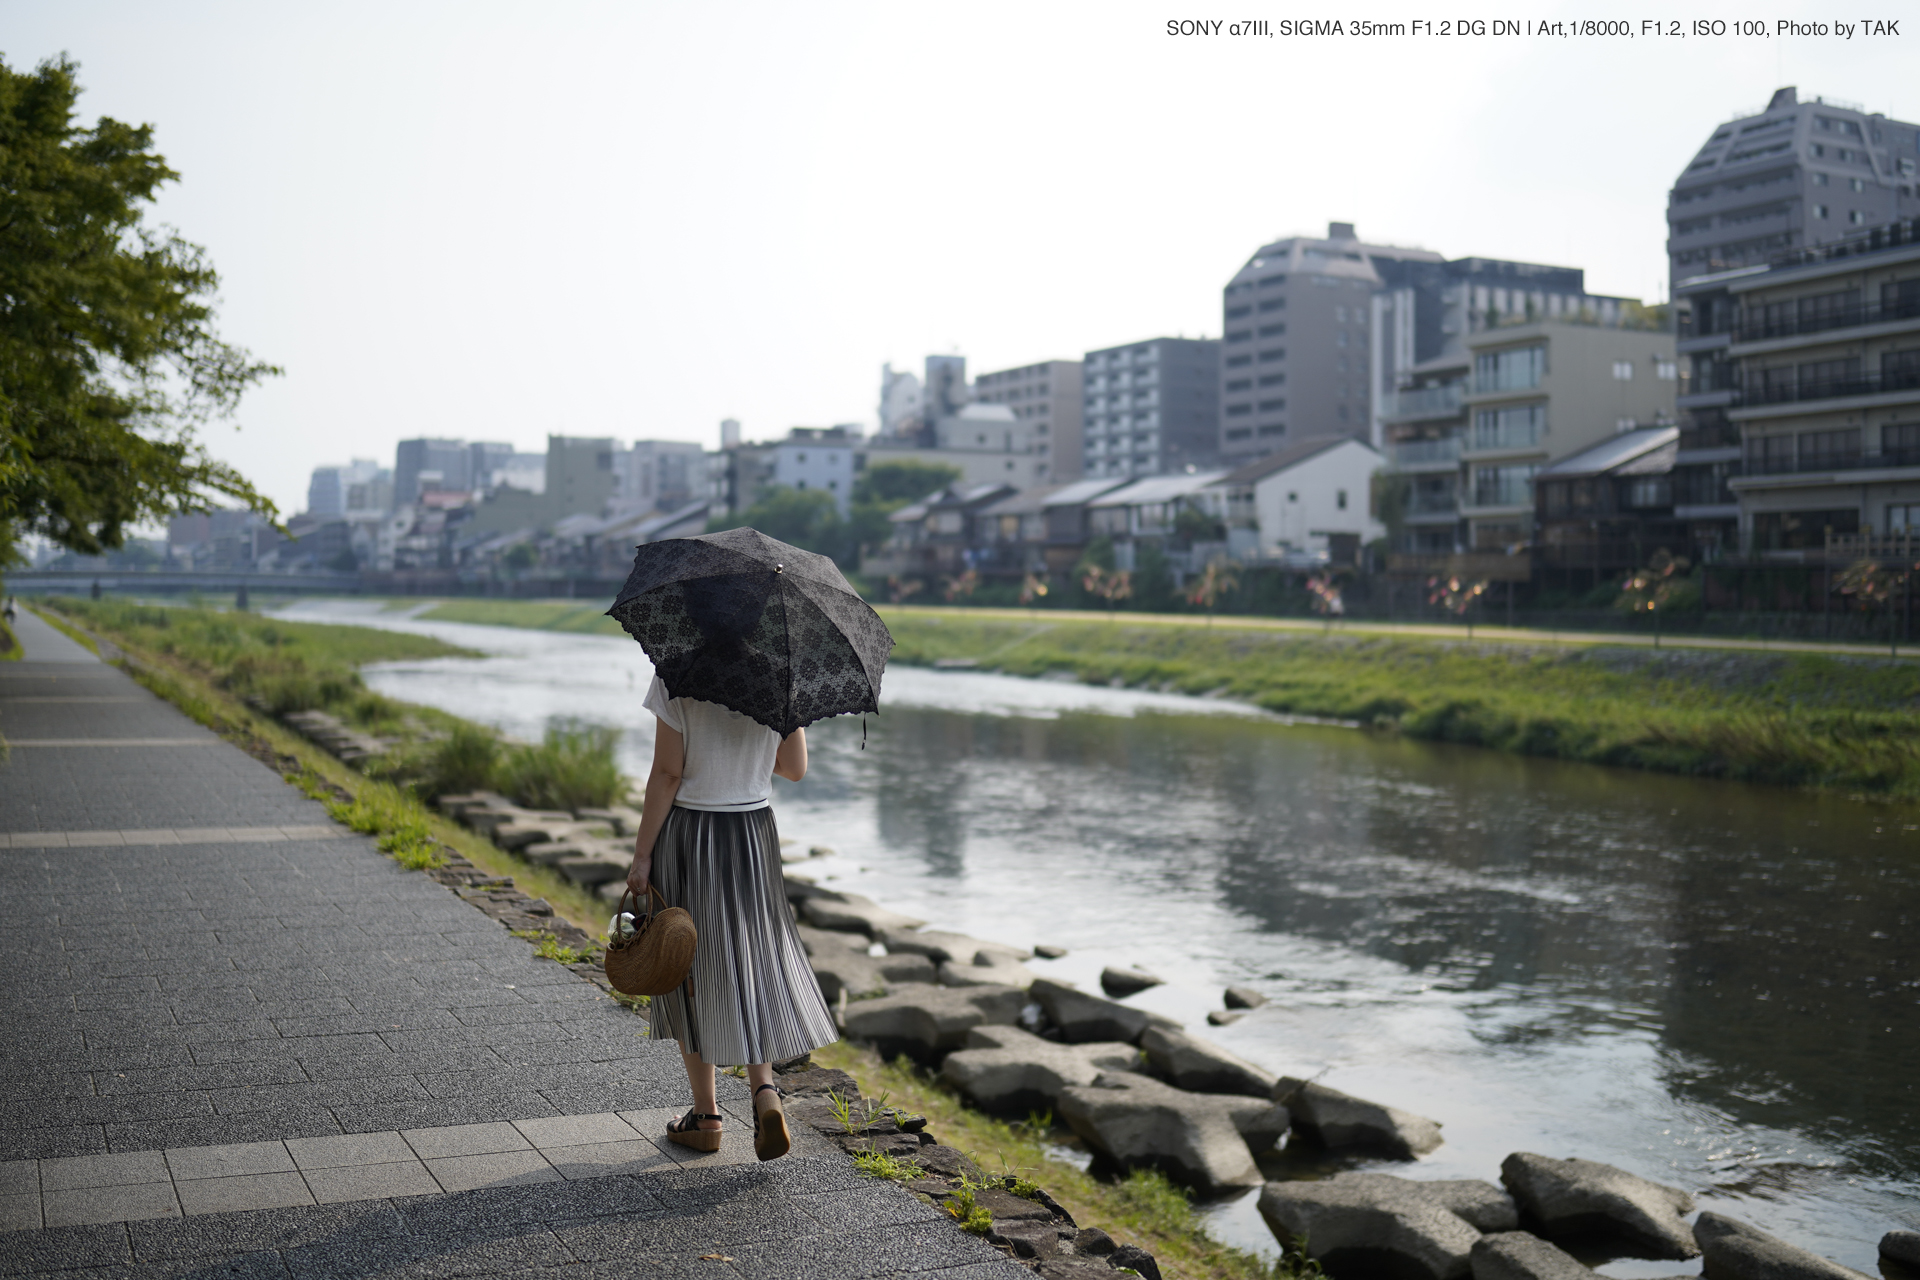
[
  {"x1": 1885, "y1": 423, "x2": 1920, "y2": 456},
  {"x1": 1258, "y1": 348, "x2": 1286, "y2": 363},
  {"x1": 1336, "y1": 489, "x2": 1348, "y2": 510},
  {"x1": 1287, "y1": 491, "x2": 1299, "y2": 503},
  {"x1": 1473, "y1": 403, "x2": 1544, "y2": 449},
  {"x1": 1225, "y1": 330, "x2": 1251, "y2": 343},
  {"x1": 1225, "y1": 306, "x2": 1251, "y2": 319},
  {"x1": 1813, "y1": 172, "x2": 1829, "y2": 186},
  {"x1": 1813, "y1": 204, "x2": 1829, "y2": 218},
  {"x1": 1225, "y1": 427, "x2": 1253, "y2": 441},
  {"x1": 1258, "y1": 398, "x2": 1286, "y2": 412},
  {"x1": 1225, "y1": 379, "x2": 1251, "y2": 392},
  {"x1": 1335, "y1": 306, "x2": 1346, "y2": 322},
  {"x1": 1850, "y1": 177, "x2": 1866, "y2": 192},
  {"x1": 1798, "y1": 427, "x2": 1862, "y2": 465},
  {"x1": 1226, "y1": 355, "x2": 1252, "y2": 368},
  {"x1": 1627, "y1": 478, "x2": 1671, "y2": 507},
  {"x1": 1259, "y1": 374, "x2": 1286, "y2": 387},
  {"x1": 1888, "y1": 503, "x2": 1920, "y2": 530},
  {"x1": 1747, "y1": 433, "x2": 1794, "y2": 473},
  {"x1": 1259, "y1": 323, "x2": 1286, "y2": 337},
  {"x1": 1611, "y1": 360, "x2": 1635, "y2": 381},
  {"x1": 1258, "y1": 275, "x2": 1287, "y2": 288},
  {"x1": 1258, "y1": 299, "x2": 1286, "y2": 313},
  {"x1": 1225, "y1": 403, "x2": 1252, "y2": 417},
  {"x1": 1849, "y1": 211, "x2": 1866, "y2": 225},
  {"x1": 1475, "y1": 345, "x2": 1545, "y2": 392},
  {"x1": 1617, "y1": 417, "x2": 1638, "y2": 433},
  {"x1": 1337, "y1": 331, "x2": 1349, "y2": 348},
  {"x1": 1257, "y1": 424, "x2": 1286, "y2": 437},
  {"x1": 1656, "y1": 360, "x2": 1678, "y2": 380}
]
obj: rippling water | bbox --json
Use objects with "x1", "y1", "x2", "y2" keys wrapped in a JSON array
[{"x1": 277, "y1": 600, "x2": 1919, "y2": 1272}]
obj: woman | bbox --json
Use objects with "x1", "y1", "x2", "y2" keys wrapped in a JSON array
[{"x1": 624, "y1": 673, "x2": 838, "y2": 1161}]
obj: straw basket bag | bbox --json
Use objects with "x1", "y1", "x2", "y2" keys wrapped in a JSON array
[{"x1": 604, "y1": 885, "x2": 697, "y2": 996}]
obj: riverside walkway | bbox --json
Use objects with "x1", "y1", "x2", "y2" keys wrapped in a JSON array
[{"x1": 0, "y1": 609, "x2": 1018, "y2": 1279}]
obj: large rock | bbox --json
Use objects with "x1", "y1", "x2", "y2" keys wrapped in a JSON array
[
  {"x1": 1499, "y1": 1153, "x2": 1695, "y2": 1260},
  {"x1": 940, "y1": 1026, "x2": 1137, "y2": 1115},
  {"x1": 1424, "y1": 1181, "x2": 1520, "y2": 1233},
  {"x1": 1258, "y1": 1173, "x2": 1483, "y2": 1280},
  {"x1": 877, "y1": 925, "x2": 1031, "y2": 964},
  {"x1": 554, "y1": 854, "x2": 626, "y2": 887},
  {"x1": 1883, "y1": 1232, "x2": 1920, "y2": 1270},
  {"x1": 1471, "y1": 1232, "x2": 1594, "y2": 1280},
  {"x1": 1031, "y1": 977, "x2": 1181, "y2": 1045},
  {"x1": 1223, "y1": 986, "x2": 1268, "y2": 1010},
  {"x1": 1100, "y1": 966, "x2": 1164, "y2": 997},
  {"x1": 800, "y1": 892, "x2": 927, "y2": 936},
  {"x1": 808, "y1": 950, "x2": 937, "y2": 1003},
  {"x1": 1140, "y1": 1026, "x2": 1276, "y2": 1098},
  {"x1": 1219, "y1": 1098, "x2": 1291, "y2": 1152},
  {"x1": 938, "y1": 953, "x2": 1037, "y2": 990},
  {"x1": 1055, "y1": 1072, "x2": 1261, "y2": 1193},
  {"x1": 1275, "y1": 1077, "x2": 1444, "y2": 1159},
  {"x1": 795, "y1": 923, "x2": 868, "y2": 956},
  {"x1": 1694, "y1": 1212, "x2": 1872, "y2": 1280},
  {"x1": 839, "y1": 982, "x2": 1025, "y2": 1062}
]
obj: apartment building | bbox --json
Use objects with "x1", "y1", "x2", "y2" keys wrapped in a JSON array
[
  {"x1": 1383, "y1": 320, "x2": 1678, "y2": 580},
  {"x1": 1082, "y1": 338, "x2": 1220, "y2": 479},
  {"x1": 973, "y1": 360, "x2": 1086, "y2": 480},
  {"x1": 1218, "y1": 223, "x2": 1442, "y2": 463},
  {"x1": 1677, "y1": 218, "x2": 1920, "y2": 553},
  {"x1": 1668, "y1": 87, "x2": 1920, "y2": 288}
]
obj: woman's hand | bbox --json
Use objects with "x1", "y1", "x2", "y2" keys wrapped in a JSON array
[{"x1": 626, "y1": 852, "x2": 651, "y2": 896}]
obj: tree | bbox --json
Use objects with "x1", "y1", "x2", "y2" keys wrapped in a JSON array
[
  {"x1": 1305, "y1": 570, "x2": 1345, "y2": 628},
  {"x1": 0, "y1": 57, "x2": 280, "y2": 566},
  {"x1": 1615, "y1": 549, "x2": 1694, "y2": 648},
  {"x1": 1428, "y1": 575, "x2": 1489, "y2": 638},
  {"x1": 707, "y1": 485, "x2": 847, "y2": 562},
  {"x1": 847, "y1": 460, "x2": 962, "y2": 559},
  {"x1": 1186, "y1": 559, "x2": 1239, "y2": 626}
]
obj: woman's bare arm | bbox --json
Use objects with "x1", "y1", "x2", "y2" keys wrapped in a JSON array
[
  {"x1": 773, "y1": 727, "x2": 807, "y2": 782},
  {"x1": 626, "y1": 724, "x2": 685, "y2": 894}
]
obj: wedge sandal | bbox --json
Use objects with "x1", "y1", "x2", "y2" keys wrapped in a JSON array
[
  {"x1": 665, "y1": 1108, "x2": 723, "y2": 1152},
  {"x1": 753, "y1": 1083, "x2": 790, "y2": 1162}
]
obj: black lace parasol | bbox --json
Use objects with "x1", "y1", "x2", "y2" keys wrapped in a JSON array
[{"x1": 605, "y1": 527, "x2": 894, "y2": 736}]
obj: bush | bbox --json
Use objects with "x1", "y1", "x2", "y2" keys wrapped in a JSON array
[
  {"x1": 413, "y1": 722, "x2": 503, "y2": 800},
  {"x1": 500, "y1": 720, "x2": 623, "y2": 811}
]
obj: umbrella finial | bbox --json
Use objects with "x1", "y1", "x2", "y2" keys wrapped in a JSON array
[{"x1": 775, "y1": 564, "x2": 784, "y2": 573}]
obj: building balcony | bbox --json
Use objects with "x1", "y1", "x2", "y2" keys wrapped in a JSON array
[
  {"x1": 1463, "y1": 424, "x2": 1543, "y2": 457},
  {"x1": 1741, "y1": 368, "x2": 1920, "y2": 407},
  {"x1": 1389, "y1": 437, "x2": 1462, "y2": 470},
  {"x1": 1736, "y1": 447, "x2": 1920, "y2": 480},
  {"x1": 1734, "y1": 297, "x2": 1920, "y2": 344},
  {"x1": 1467, "y1": 478, "x2": 1535, "y2": 509},
  {"x1": 1379, "y1": 384, "x2": 1464, "y2": 422}
]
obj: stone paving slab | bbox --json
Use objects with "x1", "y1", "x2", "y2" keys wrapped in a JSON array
[{"x1": 0, "y1": 647, "x2": 1027, "y2": 1278}]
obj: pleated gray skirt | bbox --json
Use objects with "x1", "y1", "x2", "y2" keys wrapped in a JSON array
[{"x1": 646, "y1": 804, "x2": 838, "y2": 1067}]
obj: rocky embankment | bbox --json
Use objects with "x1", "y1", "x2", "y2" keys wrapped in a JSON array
[
  {"x1": 782, "y1": 873, "x2": 1912, "y2": 1280},
  {"x1": 346, "y1": 772, "x2": 1906, "y2": 1280}
]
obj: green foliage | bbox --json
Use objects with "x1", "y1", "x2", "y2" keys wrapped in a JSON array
[
  {"x1": 499, "y1": 720, "x2": 623, "y2": 811},
  {"x1": 1268, "y1": 1234, "x2": 1329, "y2": 1279},
  {"x1": 1132, "y1": 543, "x2": 1175, "y2": 611},
  {"x1": 851, "y1": 1148, "x2": 923, "y2": 1181},
  {"x1": 708, "y1": 485, "x2": 848, "y2": 562},
  {"x1": 1113, "y1": 1168, "x2": 1192, "y2": 1237},
  {"x1": 848, "y1": 460, "x2": 963, "y2": 560},
  {"x1": 880, "y1": 611, "x2": 1920, "y2": 798},
  {"x1": 943, "y1": 1178, "x2": 994, "y2": 1235},
  {"x1": 323, "y1": 783, "x2": 444, "y2": 870},
  {"x1": 513, "y1": 930, "x2": 595, "y2": 965},
  {"x1": 407, "y1": 722, "x2": 503, "y2": 800},
  {"x1": 0, "y1": 57, "x2": 280, "y2": 561}
]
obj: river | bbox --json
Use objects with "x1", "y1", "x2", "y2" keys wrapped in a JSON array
[{"x1": 277, "y1": 600, "x2": 1918, "y2": 1273}]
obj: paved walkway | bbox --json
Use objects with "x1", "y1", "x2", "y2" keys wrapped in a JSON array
[{"x1": 0, "y1": 613, "x2": 1019, "y2": 1277}]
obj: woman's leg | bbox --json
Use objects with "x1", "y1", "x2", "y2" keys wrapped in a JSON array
[{"x1": 679, "y1": 1044, "x2": 722, "y2": 1131}]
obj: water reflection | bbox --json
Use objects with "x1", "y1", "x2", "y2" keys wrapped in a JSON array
[{"x1": 273, "y1": 601, "x2": 1918, "y2": 1269}]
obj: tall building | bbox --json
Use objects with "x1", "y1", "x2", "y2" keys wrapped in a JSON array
[
  {"x1": 611, "y1": 440, "x2": 709, "y2": 516},
  {"x1": 1218, "y1": 223, "x2": 1443, "y2": 464},
  {"x1": 878, "y1": 365, "x2": 922, "y2": 437},
  {"x1": 1676, "y1": 216, "x2": 1920, "y2": 556},
  {"x1": 1667, "y1": 87, "x2": 1920, "y2": 289},
  {"x1": 306, "y1": 459, "x2": 386, "y2": 516},
  {"x1": 1081, "y1": 338, "x2": 1220, "y2": 480},
  {"x1": 394, "y1": 438, "x2": 472, "y2": 505},
  {"x1": 973, "y1": 360, "x2": 1085, "y2": 480},
  {"x1": 923, "y1": 355, "x2": 970, "y2": 423}
]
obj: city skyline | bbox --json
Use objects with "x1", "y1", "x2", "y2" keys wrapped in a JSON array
[{"x1": 6, "y1": 1, "x2": 1914, "y2": 516}]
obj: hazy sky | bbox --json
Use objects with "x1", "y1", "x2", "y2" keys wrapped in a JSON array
[{"x1": 6, "y1": 1, "x2": 1915, "y2": 516}]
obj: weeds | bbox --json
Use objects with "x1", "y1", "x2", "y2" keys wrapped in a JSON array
[
  {"x1": 942, "y1": 1177, "x2": 994, "y2": 1235},
  {"x1": 499, "y1": 720, "x2": 624, "y2": 811},
  {"x1": 852, "y1": 1148, "x2": 924, "y2": 1181},
  {"x1": 512, "y1": 930, "x2": 596, "y2": 965},
  {"x1": 1268, "y1": 1235, "x2": 1327, "y2": 1280}
]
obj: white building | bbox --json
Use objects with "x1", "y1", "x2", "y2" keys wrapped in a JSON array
[
  {"x1": 1200, "y1": 437, "x2": 1386, "y2": 561},
  {"x1": 769, "y1": 427, "x2": 859, "y2": 513}
]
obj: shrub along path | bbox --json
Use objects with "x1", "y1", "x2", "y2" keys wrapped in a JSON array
[{"x1": 0, "y1": 622, "x2": 1021, "y2": 1276}]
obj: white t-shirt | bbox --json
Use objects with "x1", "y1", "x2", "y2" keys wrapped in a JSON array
[{"x1": 643, "y1": 675, "x2": 782, "y2": 812}]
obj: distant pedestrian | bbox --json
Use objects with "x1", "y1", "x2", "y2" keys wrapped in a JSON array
[
  {"x1": 624, "y1": 682, "x2": 833, "y2": 1161},
  {"x1": 2, "y1": 596, "x2": 15, "y2": 624}
]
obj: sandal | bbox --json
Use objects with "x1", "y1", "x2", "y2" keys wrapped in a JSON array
[
  {"x1": 753, "y1": 1083, "x2": 791, "y2": 1162},
  {"x1": 665, "y1": 1108, "x2": 723, "y2": 1152}
]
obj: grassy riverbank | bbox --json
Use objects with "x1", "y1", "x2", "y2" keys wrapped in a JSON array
[
  {"x1": 397, "y1": 596, "x2": 1920, "y2": 800},
  {"x1": 884, "y1": 611, "x2": 1920, "y2": 800},
  {"x1": 35, "y1": 598, "x2": 621, "y2": 933},
  {"x1": 814, "y1": 1041, "x2": 1297, "y2": 1280}
]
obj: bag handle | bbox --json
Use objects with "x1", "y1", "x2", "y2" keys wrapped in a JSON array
[{"x1": 617, "y1": 882, "x2": 668, "y2": 923}]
